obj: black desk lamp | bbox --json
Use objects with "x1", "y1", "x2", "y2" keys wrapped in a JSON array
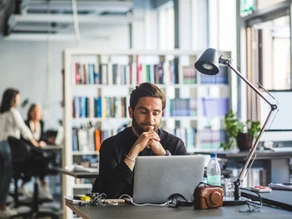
[{"x1": 194, "y1": 48, "x2": 277, "y2": 204}]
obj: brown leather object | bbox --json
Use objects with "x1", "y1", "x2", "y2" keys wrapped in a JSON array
[{"x1": 193, "y1": 184, "x2": 224, "y2": 210}]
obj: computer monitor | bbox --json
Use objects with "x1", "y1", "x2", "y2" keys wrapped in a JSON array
[{"x1": 260, "y1": 90, "x2": 292, "y2": 142}]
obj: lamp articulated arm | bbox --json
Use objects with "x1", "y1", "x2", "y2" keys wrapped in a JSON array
[
  {"x1": 195, "y1": 48, "x2": 278, "y2": 203},
  {"x1": 219, "y1": 56, "x2": 278, "y2": 200}
]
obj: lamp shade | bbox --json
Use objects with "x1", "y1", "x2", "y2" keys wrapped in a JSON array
[{"x1": 194, "y1": 48, "x2": 219, "y2": 75}]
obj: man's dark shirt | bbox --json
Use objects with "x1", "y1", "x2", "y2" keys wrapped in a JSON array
[{"x1": 97, "y1": 127, "x2": 188, "y2": 198}]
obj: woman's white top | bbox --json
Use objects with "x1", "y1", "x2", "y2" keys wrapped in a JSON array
[
  {"x1": 29, "y1": 120, "x2": 41, "y2": 141},
  {"x1": 0, "y1": 107, "x2": 33, "y2": 141}
]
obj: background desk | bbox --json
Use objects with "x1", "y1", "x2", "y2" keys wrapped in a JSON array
[
  {"x1": 241, "y1": 189, "x2": 292, "y2": 211},
  {"x1": 194, "y1": 150, "x2": 292, "y2": 185},
  {"x1": 60, "y1": 169, "x2": 98, "y2": 178},
  {"x1": 65, "y1": 200, "x2": 292, "y2": 219},
  {"x1": 42, "y1": 145, "x2": 63, "y2": 150}
]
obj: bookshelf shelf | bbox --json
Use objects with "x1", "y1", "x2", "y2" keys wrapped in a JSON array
[
  {"x1": 72, "y1": 151, "x2": 100, "y2": 156},
  {"x1": 72, "y1": 184, "x2": 93, "y2": 189},
  {"x1": 62, "y1": 49, "x2": 232, "y2": 219}
]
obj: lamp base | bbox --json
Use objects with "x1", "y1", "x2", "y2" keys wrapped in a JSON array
[{"x1": 223, "y1": 197, "x2": 247, "y2": 206}]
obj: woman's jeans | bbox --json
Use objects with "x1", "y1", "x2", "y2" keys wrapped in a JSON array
[{"x1": 0, "y1": 140, "x2": 12, "y2": 205}]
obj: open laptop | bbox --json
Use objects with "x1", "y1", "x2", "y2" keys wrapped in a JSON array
[{"x1": 133, "y1": 155, "x2": 205, "y2": 204}]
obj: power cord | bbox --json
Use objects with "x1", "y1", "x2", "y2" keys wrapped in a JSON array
[
  {"x1": 118, "y1": 193, "x2": 193, "y2": 208},
  {"x1": 239, "y1": 188, "x2": 263, "y2": 213},
  {"x1": 118, "y1": 194, "x2": 169, "y2": 207}
]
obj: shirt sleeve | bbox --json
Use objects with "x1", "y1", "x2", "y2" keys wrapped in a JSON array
[
  {"x1": 11, "y1": 108, "x2": 33, "y2": 140},
  {"x1": 99, "y1": 139, "x2": 133, "y2": 198},
  {"x1": 174, "y1": 138, "x2": 188, "y2": 155},
  {"x1": 160, "y1": 130, "x2": 188, "y2": 155}
]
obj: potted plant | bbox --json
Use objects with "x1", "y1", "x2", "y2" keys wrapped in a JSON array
[{"x1": 220, "y1": 110, "x2": 261, "y2": 151}]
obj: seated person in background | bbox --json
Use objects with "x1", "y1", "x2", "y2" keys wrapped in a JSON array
[
  {"x1": 25, "y1": 104, "x2": 47, "y2": 145},
  {"x1": 93, "y1": 82, "x2": 188, "y2": 198},
  {"x1": 20, "y1": 103, "x2": 53, "y2": 200}
]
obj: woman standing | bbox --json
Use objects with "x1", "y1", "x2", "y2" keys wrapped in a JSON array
[{"x1": 0, "y1": 88, "x2": 40, "y2": 217}]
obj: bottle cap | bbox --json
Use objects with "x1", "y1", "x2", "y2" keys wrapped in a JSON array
[{"x1": 210, "y1": 153, "x2": 217, "y2": 158}]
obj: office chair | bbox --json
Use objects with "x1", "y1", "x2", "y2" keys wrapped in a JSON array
[{"x1": 8, "y1": 136, "x2": 59, "y2": 219}]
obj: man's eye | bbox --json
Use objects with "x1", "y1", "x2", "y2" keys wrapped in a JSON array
[
  {"x1": 140, "y1": 111, "x2": 147, "y2": 114},
  {"x1": 153, "y1": 112, "x2": 160, "y2": 116}
]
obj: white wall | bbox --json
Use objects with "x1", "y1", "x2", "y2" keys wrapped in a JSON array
[{"x1": 0, "y1": 24, "x2": 129, "y2": 129}]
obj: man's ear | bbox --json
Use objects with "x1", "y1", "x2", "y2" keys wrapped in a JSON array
[{"x1": 128, "y1": 106, "x2": 133, "y2": 118}]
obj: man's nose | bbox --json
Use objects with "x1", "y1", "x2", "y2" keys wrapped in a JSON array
[{"x1": 146, "y1": 113, "x2": 154, "y2": 122}]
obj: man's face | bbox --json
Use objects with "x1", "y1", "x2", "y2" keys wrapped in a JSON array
[{"x1": 129, "y1": 97, "x2": 163, "y2": 135}]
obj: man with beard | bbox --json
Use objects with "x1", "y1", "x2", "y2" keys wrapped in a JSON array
[{"x1": 94, "y1": 82, "x2": 188, "y2": 198}]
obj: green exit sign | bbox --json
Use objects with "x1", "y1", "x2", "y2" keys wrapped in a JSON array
[{"x1": 241, "y1": 0, "x2": 254, "y2": 16}]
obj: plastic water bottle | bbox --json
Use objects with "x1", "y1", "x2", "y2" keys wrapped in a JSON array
[{"x1": 207, "y1": 153, "x2": 221, "y2": 186}]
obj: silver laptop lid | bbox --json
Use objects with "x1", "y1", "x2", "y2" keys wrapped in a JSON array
[{"x1": 133, "y1": 155, "x2": 205, "y2": 204}]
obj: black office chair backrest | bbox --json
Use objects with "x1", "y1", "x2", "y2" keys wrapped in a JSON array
[{"x1": 7, "y1": 136, "x2": 31, "y2": 163}]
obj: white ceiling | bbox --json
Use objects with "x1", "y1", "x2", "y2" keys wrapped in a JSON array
[{"x1": 2, "y1": 0, "x2": 135, "y2": 41}]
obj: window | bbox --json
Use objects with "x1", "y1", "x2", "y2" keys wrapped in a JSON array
[
  {"x1": 257, "y1": 16, "x2": 291, "y2": 89},
  {"x1": 158, "y1": 1, "x2": 174, "y2": 50}
]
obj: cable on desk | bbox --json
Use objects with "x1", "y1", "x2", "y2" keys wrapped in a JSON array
[
  {"x1": 119, "y1": 194, "x2": 169, "y2": 207},
  {"x1": 78, "y1": 193, "x2": 108, "y2": 206},
  {"x1": 239, "y1": 188, "x2": 263, "y2": 213}
]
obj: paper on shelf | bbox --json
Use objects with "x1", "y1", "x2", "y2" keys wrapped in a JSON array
[{"x1": 65, "y1": 165, "x2": 98, "y2": 173}]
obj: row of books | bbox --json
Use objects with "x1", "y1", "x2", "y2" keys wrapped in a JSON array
[
  {"x1": 72, "y1": 96, "x2": 127, "y2": 118},
  {"x1": 72, "y1": 96, "x2": 229, "y2": 119},
  {"x1": 72, "y1": 60, "x2": 191, "y2": 85},
  {"x1": 72, "y1": 125, "x2": 226, "y2": 152},
  {"x1": 199, "y1": 129, "x2": 226, "y2": 149},
  {"x1": 201, "y1": 98, "x2": 230, "y2": 117},
  {"x1": 72, "y1": 127, "x2": 114, "y2": 152},
  {"x1": 182, "y1": 66, "x2": 197, "y2": 84},
  {"x1": 73, "y1": 126, "x2": 197, "y2": 152},
  {"x1": 169, "y1": 98, "x2": 197, "y2": 117},
  {"x1": 73, "y1": 62, "x2": 228, "y2": 86},
  {"x1": 200, "y1": 65, "x2": 228, "y2": 84},
  {"x1": 165, "y1": 127, "x2": 196, "y2": 149}
]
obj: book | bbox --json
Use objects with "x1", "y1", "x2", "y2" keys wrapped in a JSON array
[{"x1": 94, "y1": 129, "x2": 101, "y2": 151}]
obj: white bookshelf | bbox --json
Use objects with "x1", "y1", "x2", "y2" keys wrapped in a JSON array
[{"x1": 62, "y1": 49, "x2": 232, "y2": 218}]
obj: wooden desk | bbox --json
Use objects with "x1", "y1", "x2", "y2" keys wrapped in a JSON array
[
  {"x1": 194, "y1": 150, "x2": 292, "y2": 185},
  {"x1": 65, "y1": 200, "x2": 292, "y2": 219},
  {"x1": 60, "y1": 169, "x2": 98, "y2": 178}
]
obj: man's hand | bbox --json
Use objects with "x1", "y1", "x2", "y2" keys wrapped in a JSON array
[
  {"x1": 147, "y1": 139, "x2": 166, "y2": 156},
  {"x1": 132, "y1": 131, "x2": 160, "y2": 153},
  {"x1": 125, "y1": 131, "x2": 160, "y2": 170}
]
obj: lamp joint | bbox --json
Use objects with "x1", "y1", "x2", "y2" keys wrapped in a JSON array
[
  {"x1": 218, "y1": 55, "x2": 229, "y2": 65},
  {"x1": 271, "y1": 104, "x2": 277, "y2": 111}
]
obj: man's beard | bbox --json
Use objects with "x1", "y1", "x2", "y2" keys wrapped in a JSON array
[{"x1": 132, "y1": 117, "x2": 160, "y2": 135}]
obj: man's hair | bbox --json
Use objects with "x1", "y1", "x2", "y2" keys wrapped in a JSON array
[{"x1": 129, "y1": 82, "x2": 166, "y2": 110}]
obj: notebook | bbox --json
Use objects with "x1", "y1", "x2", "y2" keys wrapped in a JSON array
[{"x1": 132, "y1": 155, "x2": 205, "y2": 204}]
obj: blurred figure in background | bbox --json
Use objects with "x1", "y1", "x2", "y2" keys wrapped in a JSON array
[
  {"x1": 20, "y1": 103, "x2": 53, "y2": 200},
  {"x1": 25, "y1": 104, "x2": 46, "y2": 145},
  {"x1": 0, "y1": 88, "x2": 42, "y2": 217}
]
